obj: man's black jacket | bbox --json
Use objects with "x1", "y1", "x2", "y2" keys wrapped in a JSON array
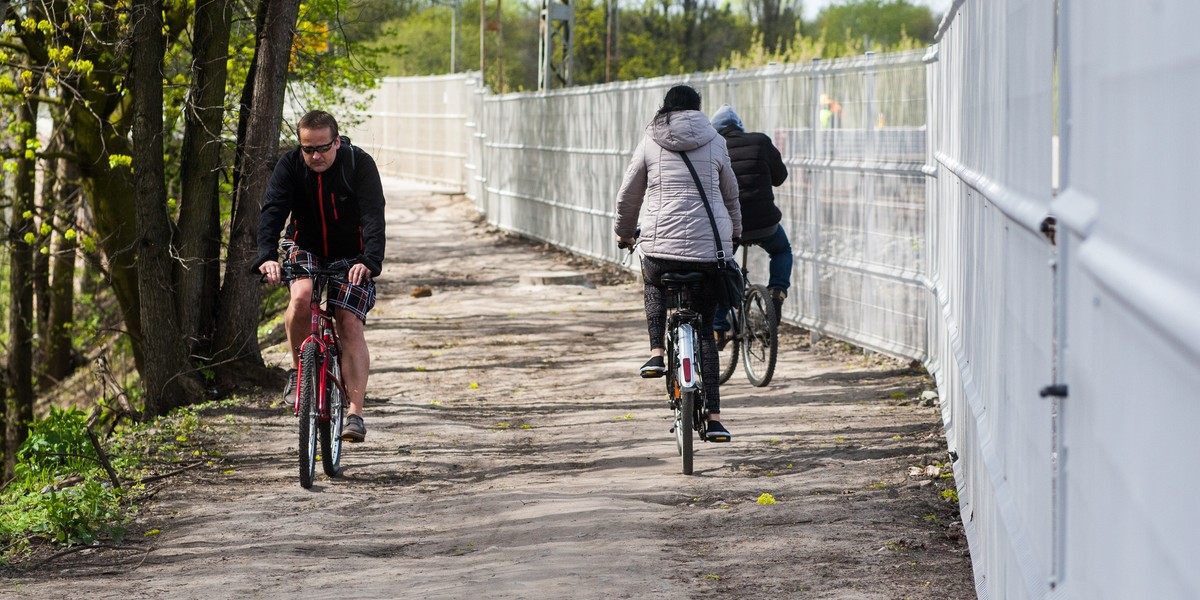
[
  {"x1": 255, "y1": 137, "x2": 386, "y2": 276},
  {"x1": 719, "y1": 126, "x2": 788, "y2": 239}
]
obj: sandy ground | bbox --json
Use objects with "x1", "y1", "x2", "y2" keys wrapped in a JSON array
[{"x1": 4, "y1": 180, "x2": 974, "y2": 599}]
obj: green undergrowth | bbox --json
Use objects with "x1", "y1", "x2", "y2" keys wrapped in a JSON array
[{"x1": 0, "y1": 399, "x2": 236, "y2": 563}]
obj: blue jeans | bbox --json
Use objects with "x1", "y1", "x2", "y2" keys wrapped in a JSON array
[{"x1": 713, "y1": 226, "x2": 793, "y2": 331}]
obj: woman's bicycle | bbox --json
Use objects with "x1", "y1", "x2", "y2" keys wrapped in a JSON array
[
  {"x1": 661, "y1": 271, "x2": 713, "y2": 475},
  {"x1": 717, "y1": 244, "x2": 779, "y2": 387},
  {"x1": 281, "y1": 264, "x2": 351, "y2": 489},
  {"x1": 621, "y1": 237, "x2": 711, "y2": 475}
]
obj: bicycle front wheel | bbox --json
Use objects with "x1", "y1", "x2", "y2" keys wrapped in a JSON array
[
  {"x1": 298, "y1": 344, "x2": 320, "y2": 488},
  {"x1": 742, "y1": 285, "x2": 779, "y2": 387},
  {"x1": 319, "y1": 350, "x2": 344, "y2": 477},
  {"x1": 717, "y1": 306, "x2": 740, "y2": 385}
]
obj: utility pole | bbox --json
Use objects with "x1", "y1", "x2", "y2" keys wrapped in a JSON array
[
  {"x1": 479, "y1": 0, "x2": 485, "y2": 79},
  {"x1": 538, "y1": 0, "x2": 574, "y2": 91},
  {"x1": 433, "y1": 0, "x2": 461, "y2": 72},
  {"x1": 497, "y1": 0, "x2": 504, "y2": 92},
  {"x1": 605, "y1": 0, "x2": 618, "y2": 82}
]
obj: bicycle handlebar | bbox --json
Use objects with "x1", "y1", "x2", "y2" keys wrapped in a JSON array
[{"x1": 279, "y1": 264, "x2": 353, "y2": 285}]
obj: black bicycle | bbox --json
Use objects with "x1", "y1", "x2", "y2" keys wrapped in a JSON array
[{"x1": 717, "y1": 244, "x2": 779, "y2": 387}]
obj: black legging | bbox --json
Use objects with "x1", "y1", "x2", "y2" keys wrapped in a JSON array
[{"x1": 641, "y1": 255, "x2": 721, "y2": 413}]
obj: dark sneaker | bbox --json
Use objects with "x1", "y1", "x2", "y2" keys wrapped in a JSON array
[
  {"x1": 705, "y1": 420, "x2": 732, "y2": 442},
  {"x1": 640, "y1": 355, "x2": 666, "y2": 378},
  {"x1": 283, "y1": 368, "x2": 298, "y2": 405},
  {"x1": 769, "y1": 288, "x2": 787, "y2": 325},
  {"x1": 341, "y1": 414, "x2": 366, "y2": 443},
  {"x1": 715, "y1": 329, "x2": 729, "y2": 351}
]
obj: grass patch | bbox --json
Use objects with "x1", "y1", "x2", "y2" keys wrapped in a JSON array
[{"x1": 1, "y1": 400, "x2": 235, "y2": 562}]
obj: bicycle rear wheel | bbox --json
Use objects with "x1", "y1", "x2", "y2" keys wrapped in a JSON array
[
  {"x1": 742, "y1": 285, "x2": 779, "y2": 387},
  {"x1": 319, "y1": 350, "x2": 344, "y2": 477},
  {"x1": 298, "y1": 344, "x2": 320, "y2": 489},
  {"x1": 717, "y1": 306, "x2": 740, "y2": 385},
  {"x1": 678, "y1": 389, "x2": 694, "y2": 475}
]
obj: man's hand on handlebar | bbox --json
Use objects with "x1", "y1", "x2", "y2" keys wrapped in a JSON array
[
  {"x1": 261, "y1": 260, "x2": 370, "y2": 286},
  {"x1": 259, "y1": 260, "x2": 283, "y2": 285},
  {"x1": 347, "y1": 263, "x2": 370, "y2": 286}
]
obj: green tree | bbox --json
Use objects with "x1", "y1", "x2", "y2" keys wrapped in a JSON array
[
  {"x1": 0, "y1": 0, "x2": 387, "y2": 418},
  {"x1": 813, "y1": 0, "x2": 936, "y2": 57}
]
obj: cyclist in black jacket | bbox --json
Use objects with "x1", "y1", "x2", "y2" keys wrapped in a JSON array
[
  {"x1": 709, "y1": 104, "x2": 791, "y2": 336},
  {"x1": 254, "y1": 110, "x2": 386, "y2": 443}
]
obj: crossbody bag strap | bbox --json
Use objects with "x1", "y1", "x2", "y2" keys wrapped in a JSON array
[{"x1": 676, "y1": 150, "x2": 728, "y2": 267}]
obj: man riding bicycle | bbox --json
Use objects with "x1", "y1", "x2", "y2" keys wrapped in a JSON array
[
  {"x1": 709, "y1": 104, "x2": 790, "y2": 340},
  {"x1": 254, "y1": 110, "x2": 386, "y2": 443}
]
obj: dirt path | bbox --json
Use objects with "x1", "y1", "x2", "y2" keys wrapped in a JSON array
[{"x1": 6, "y1": 180, "x2": 974, "y2": 599}]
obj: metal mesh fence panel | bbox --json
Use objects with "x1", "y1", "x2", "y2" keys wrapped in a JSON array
[{"x1": 474, "y1": 54, "x2": 929, "y2": 360}]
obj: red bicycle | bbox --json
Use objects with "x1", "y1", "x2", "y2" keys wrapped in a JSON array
[{"x1": 281, "y1": 264, "x2": 350, "y2": 488}]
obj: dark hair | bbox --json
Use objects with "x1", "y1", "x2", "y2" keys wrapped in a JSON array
[
  {"x1": 657, "y1": 85, "x2": 702, "y2": 116},
  {"x1": 297, "y1": 110, "x2": 339, "y2": 140}
]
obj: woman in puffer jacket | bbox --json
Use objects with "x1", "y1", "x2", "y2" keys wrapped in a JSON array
[{"x1": 614, "y1": 85, "x2": 742, "y2": 442}]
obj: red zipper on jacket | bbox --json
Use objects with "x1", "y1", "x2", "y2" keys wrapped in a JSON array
[{"x1": 317, "y1": 173, "x2": 330, "y2": 256}]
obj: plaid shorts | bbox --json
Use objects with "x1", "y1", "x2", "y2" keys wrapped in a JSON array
[{"x1": 283, "y1": 242, "x2": 377, "y2": 323}]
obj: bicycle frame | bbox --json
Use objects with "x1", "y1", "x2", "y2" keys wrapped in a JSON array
[
  {"x1": 285, "y1": 267, "x2": 347, "y2": 420},
  {"x1": 717, "y1": 244, "x2": 779, "y2": 387},
  {"x1": 282, "y1": 264, "x2": 353, "y2": 488}
]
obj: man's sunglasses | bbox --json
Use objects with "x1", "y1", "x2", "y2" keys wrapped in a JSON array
[{"x1": 300, "y1": 141, "x2": 336, "y2": 154}]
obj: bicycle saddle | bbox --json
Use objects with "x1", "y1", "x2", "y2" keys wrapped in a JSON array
[{"x1": 661, "y1": 272, "x2": 707, "y2": 284}]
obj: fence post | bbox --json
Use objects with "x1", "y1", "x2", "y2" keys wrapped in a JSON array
[{"x1": 809, "y1": 57, "x2": 823, "y2": 342}]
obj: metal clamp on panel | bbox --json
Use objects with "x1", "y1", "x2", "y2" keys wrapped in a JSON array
[{"x1": 1039, "y1": 384, "x2": 1068, "y2": 398}]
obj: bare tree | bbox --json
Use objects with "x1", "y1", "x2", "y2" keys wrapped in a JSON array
[
  {"x1": 175, "y1": 0, "x2": 234, "y2": 357},
  {"x1": 747, "y1": 0, "x2": 803, "y2": 53},
  {"x1": 130, "y1": 0, "x2": 203, "y2": 416},
  {"x1": 5, "y1": 98, "x2": 37, "y2": 478},
  {"x1": 45, "y1": 144, "x2": 81, "y2": 386},
  {"x1": 214, "y1": 0, "x2": 303, "y2": 382}
]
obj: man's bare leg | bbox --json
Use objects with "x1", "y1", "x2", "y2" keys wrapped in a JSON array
[{"x1": 334, "y1": 307, "x2": 369, "y2": 419}]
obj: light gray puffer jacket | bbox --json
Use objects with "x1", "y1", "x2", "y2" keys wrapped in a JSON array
[{"x1": 614, "y1": 110, "x2": 742, "y2": 262}]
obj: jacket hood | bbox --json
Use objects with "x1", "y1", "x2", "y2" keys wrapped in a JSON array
[
  {"x1": 646, "y1": 110, "x2": 719, "y2": 152},
  {"x1": 710, "y1": 104, "x2": 744, "y2": 132}
]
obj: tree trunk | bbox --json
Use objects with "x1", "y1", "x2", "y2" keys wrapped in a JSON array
[
  {"x1": 175, "y1": 0, "x2": 233, "y2": 357},
  {"x1": 5, "y1": 98, "x2": 37, "y2": 477},
  {"x1": 131, "y1": 0, "x2": 202, "y2": 417},
  {"x1": 71, "y1": 108, "x2": 146, "y2": 376},
  {"x1": 34, "y1": 134, "x2": 60, "y2": 388},
  {"x1": 214, "y1": 0, "x2": 302, "y2": 382},
  {"x1": 45, "y1": 149, "x2": 82, "y2": 386}
]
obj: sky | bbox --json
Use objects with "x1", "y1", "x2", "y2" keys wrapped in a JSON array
[{"x1": 801, "y1": 0, "x2": 954, "y2": 21}]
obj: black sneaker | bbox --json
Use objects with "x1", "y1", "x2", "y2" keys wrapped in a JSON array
[
  {"x1": 705, "y1": 420, "x2": 732, "y2": 442},
  {"x1": 715, "y1": 329, "x2": 729, "y2": 351},
  {"x1": 640, "y1": 356, "x2": 666, "y2": 378},
  {"x1": 283, "y1": 368, "x2": 298, "y2": 405},
  {"x1": 341, "y1": 414, "x2": 366, "y2": 443},
  {"x1": 769, "y1": 288, "x2": 787, "y2": 325}
]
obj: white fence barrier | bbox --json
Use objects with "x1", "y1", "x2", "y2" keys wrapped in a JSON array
[
  {"x1": 1052, "y1": 0, "x2": 1200, "y2": 598},
  {"x1": 340, "y1": 3, "x2": 1200, "y2": 594},
  {"x1": 928, "y1": 1, "x2": 1057, "y2": 598}
]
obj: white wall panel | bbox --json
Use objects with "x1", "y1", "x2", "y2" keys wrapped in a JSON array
[
  {"x1": 928, "y1": 1, "x2": 1056, "y2": 598},
  {"x1": 1055, "y1": 0, "x2": 1200, "y2": 598}
]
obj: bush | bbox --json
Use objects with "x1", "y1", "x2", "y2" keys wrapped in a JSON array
[{"x1": 1, "y1": 408, "x2": 127, "y2": 557}]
